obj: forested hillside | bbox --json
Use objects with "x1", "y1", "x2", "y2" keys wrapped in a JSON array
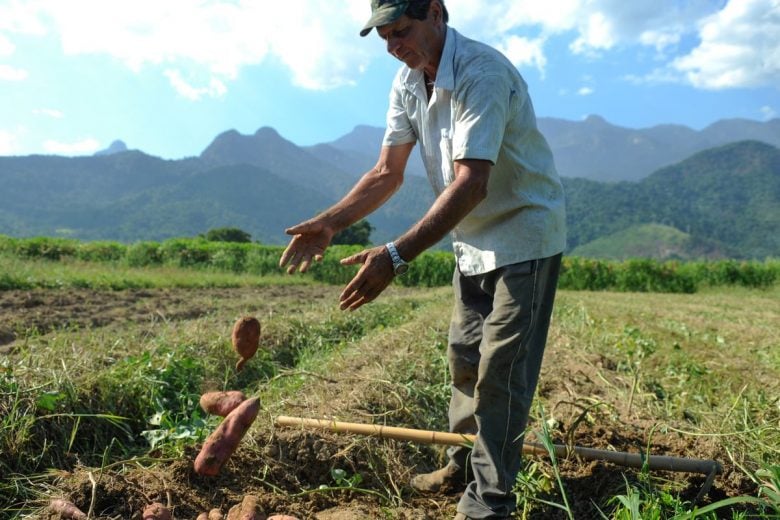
[
  {"x1": 564, "y1": 141, "x2": 780, "y2": 258},
  {"x1": 1, "y1": 120, "x2": 777, "y2": 259}
]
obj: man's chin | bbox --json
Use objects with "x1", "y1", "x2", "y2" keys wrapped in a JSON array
[{"x1": 397, "y1": 55, "x2": 422, "y2": 70}]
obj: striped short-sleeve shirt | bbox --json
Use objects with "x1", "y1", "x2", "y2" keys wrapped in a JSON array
[{"x1": 383, "y1": 27, "x2": 566, "y2": 275}]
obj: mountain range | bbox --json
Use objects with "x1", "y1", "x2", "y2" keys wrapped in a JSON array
[{"x1": 0, "y1": 116, "x2": 778, "y2": 259}]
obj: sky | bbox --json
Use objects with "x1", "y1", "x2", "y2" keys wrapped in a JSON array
[{"x1": 0, "y1": 0, "x2": 778, "y2": 159}]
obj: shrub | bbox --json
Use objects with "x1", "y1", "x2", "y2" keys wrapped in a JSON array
[
  {"x1": 159, "y1": 239, "x2": 211, "y2": 267},
  {"x1": 332, "y1": 220, "x2": 373, "y2": 246},
  {"x1": 14, "y1": 237, "x2": 78, "y2": 260},
  {"x1": 126, "y1": 242, "x2": 163, "y2": 267},
  {"x1": 559, "y1": 257, "x2": 617, "y2": 291},
  {"x1": 209, "y1": 243, "x2": 249, "y2": 273},
  {"x1": 76, "y1": 241, "x2": 127, "y2": 262},
  {"x1": 202, "y1": 227, "x2": 252, "y2": 243}
]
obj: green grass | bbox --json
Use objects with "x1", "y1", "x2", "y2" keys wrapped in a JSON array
[
  {"x1": 0, "y1": 253, "x2": 309, "y2": 290},
  {"x1": 0, "y1": 258, "x2": 778, "y2": 518}
]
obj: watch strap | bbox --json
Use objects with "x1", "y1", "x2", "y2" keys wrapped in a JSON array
[{"x1": 385, "y1": 242, "x2": 408, "y2": 275}]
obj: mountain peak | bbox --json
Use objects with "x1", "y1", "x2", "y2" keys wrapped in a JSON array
[
  {"x1": 583, "y1": 114, "x2": 610, "y2": 126},
  {"x1": 254, "y1": 126, "x2": 282, "y2": 139},
  {"x1": 94, "y1": 140, "x2": 128, "y2": 156}
]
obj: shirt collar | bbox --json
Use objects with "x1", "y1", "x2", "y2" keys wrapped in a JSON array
[{"x1": 435, "y1": 26, "x2": 456, "y2": 91}]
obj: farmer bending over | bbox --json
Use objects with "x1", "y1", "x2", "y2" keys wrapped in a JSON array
[{"x1": 280, "y1": 1, "x2": 566, "y2": 518}]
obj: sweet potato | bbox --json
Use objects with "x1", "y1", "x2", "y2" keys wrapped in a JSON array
[
  {"x1": 142, "y1": 502, "x2": 172, "y2": 520},
  {"x1": 200, "y1": 390, "x2": 246, "y2": 417},
  {"x1": 267, "y1": 516, "x2": 300, "y2": 520},
  {"x1": 49, "y1": 498, "x2": 87, "y2": 520},
  {"x1": 194, "y1": 397, "x2": 261, "y2": 476},
  {"x1": 226, "y1": 495, "x2": 264, "y2": 520},
  {"x1": 197, "y1": 510, "x2": 224, "y2": 520},
  {"x1": 232, "y1": 316, "x2": 261, "y2": 371}
]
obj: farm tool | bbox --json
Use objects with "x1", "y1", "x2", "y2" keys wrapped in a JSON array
[{"x1": 274, "y1": 415, "x2": 722, "y2": 501}]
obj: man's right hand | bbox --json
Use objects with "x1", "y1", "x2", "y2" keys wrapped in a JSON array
[{"x1": 279, "y1": 220, "x2": 334, "y2": 274}]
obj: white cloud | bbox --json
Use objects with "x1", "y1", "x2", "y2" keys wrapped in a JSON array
[
  {"x1": 577, "y1": 86, "x2": 594, "y2": 96},
  {"x1": 0, "y1": 0, "x2": 47, "y2": 35},
  {"x1": 43, "y1": 138, "x2": 100, "y2": 155},
  {"x1": 570, "y1": 12, "x2": 616, "y2": 55},
  {"x1": 164, "y1": 70, "x2": 226, "y2": 101},
  {"x1": 672, "y1": 0, "x2": 780, "y2": 89},
  {"x1": 446, "y1": 0, "x2": 717, "y2": 78},
  {"x1": 1, "y1": 0, "x2": 775, "y2": 95},
  {"x1": 639, "y1": 29, "x2": 682, "y2": 54},
  {"x1": 33, "y1": 108, "x2": 64, "y2": 118},
  {"x1": 496, "y1": 36, "x2": 547, "y2": 75},
  {"x1": 0, "y1": 130, "x2": 19, "y2": 155},
  {"x1": 1, "y1": 0, "x2": 371, "y2": 95},
  {"x1": 761, "y1": 105, "x2": 778, "y2": 120},
  {"x1": 0, "y1": 63, "x2": 27, "y2": 81},
  {"x1": 0, "y1": 33, "x2": 15, "y2": 56}
]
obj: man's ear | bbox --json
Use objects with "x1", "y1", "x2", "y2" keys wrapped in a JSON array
[{"x1": 430, "y1": 0, "x2": 442, "y2": 23}]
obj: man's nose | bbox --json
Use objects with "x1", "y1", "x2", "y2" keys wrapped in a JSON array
[{"x1": 386, "y1": 36, "x2": 401, "y2": 55}]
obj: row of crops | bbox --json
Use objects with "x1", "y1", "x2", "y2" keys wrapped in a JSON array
[{"x1": 1, "y1": 235, "x2": 777, "y2": 292}]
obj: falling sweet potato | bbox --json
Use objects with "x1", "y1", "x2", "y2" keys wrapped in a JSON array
[
  {"x1": 226, "y1": 495, "x2": 264, "y2": 520},
  {"x1": 142, "y1": 502, "x2": 172, "y2": 520},
  {"x1": 49, "y1": 498, "x2": 87, "y2": 520},
  {"x1": 200, "y1": 390, "x2": 247, "y2": 417},
  {"x1": 194, "y1": 397, "x2": 261, "y2": 476},
  {"x1": 232, "y1": 316, "x2": 261, "y2": 371}
]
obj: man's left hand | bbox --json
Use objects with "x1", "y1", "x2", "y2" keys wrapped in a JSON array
[{"x1": 338, "y1": 246, "x2": 395, "y2": 311}]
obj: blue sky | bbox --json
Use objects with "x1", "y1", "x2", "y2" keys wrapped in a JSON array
[{"x1": 1, "y1": 0, "x2": 778, "y2": 159}]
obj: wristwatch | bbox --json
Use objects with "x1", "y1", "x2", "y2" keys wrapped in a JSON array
[{"x1": 385, "y1": 242, "x2": 409, "y2": 276}]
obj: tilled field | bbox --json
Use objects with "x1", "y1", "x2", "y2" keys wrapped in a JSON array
[{"x1": 1, "y1": 285, "x2": 777, "y2": 519}]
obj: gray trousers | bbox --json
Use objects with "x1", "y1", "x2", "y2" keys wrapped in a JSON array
[{"x1": 447, "y1": 254, "x2": 562, "y2": 519}]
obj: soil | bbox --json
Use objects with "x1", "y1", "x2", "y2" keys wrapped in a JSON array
[
  {"x1": 0, "y1": 286, "x2": 332, "y2": 350},
  {"x1": 1, "y1": 287, "x2": 762, "y2": 519}
]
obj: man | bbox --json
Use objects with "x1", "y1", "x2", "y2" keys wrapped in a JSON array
[{"x1": 279, "y1": 1, "x2": 566, "y2": 518}]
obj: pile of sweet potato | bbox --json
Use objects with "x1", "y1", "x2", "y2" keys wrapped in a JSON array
[
  {"x1": 47, "y1": 316, "x2": 301, "y2": 520},
  {"x1": 193, "y1": 316, "x2": 265, "y2": 477},
  {"x1": 196, "y1": 496, "x2": 298, "y2": 519}
]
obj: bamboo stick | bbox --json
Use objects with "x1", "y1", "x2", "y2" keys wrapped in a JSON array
[{"x1": 274, "y1": 415, "x2": 722, "y2": 476}]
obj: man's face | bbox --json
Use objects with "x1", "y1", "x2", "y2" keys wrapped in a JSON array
[{"x1": 376, "y1": 8, "x2": 441, "y2": 71}]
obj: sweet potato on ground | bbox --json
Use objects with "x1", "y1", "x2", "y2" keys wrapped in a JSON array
[
  {"x1": 194, "y1": 397, "x2": 261, "y2": 476},
  {"x1": 200, "y1": 390, "x2": 246, "y2": 416},
  {"x1": 49, "y1": 499, "x2": 87, "y2": 519},
  {"x1": 142, "y1": 502, "x2": 172, "y2": 520},
  {"x1": 267, "y1": 516, "x2": 300, "y2": 520},
  {"x1": 197, "y1": 510, "x2": 224, "y2": 520},
  {"x1": 232, "y1": 316, "x2": 261, "y2": 371},
  {"x1": 226, "y1": 495, "x2": 264, "y2": 520}
]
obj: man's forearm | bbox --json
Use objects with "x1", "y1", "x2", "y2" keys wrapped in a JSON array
[
  {"x1": 314, "y1": 143, "x2": 412, "y2": 233},
  {"x1": 317, "y1": 166, "x2": 403, "y2": 233},
  {"x1": 395, "y1": 161, "x2": 489, "y2": 261}
]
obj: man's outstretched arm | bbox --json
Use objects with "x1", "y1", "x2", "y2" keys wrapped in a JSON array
[{"x1": 279, "y1": 142, "x2": 414, "y2": 274}]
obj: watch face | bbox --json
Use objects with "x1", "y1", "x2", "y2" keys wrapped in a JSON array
[{"x1": 395, "y1": 263, "x2": 409, "y2": 275}]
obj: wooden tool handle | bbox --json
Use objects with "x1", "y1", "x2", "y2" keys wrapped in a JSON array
[{"x1": 274, "y1": 415, "x2": 722, "y2": 476}]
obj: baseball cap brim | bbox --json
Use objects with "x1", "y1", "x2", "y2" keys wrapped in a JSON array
[{"x1": 359, "y1": 1, "x2": 410, "y2": 37}]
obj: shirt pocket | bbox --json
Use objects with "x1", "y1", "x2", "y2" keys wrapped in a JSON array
[{"x1": 439, "y1": 126, "x2": 455, "y2": 186}]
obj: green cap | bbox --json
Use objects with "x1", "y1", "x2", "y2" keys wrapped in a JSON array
[{"x1": 360, "y1": 0, "x2": 410, "y2": 37}]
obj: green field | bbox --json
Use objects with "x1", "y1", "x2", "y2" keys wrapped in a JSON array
[{"x1": 1, "y1": 254, "x2": 778, "y2": 519}]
